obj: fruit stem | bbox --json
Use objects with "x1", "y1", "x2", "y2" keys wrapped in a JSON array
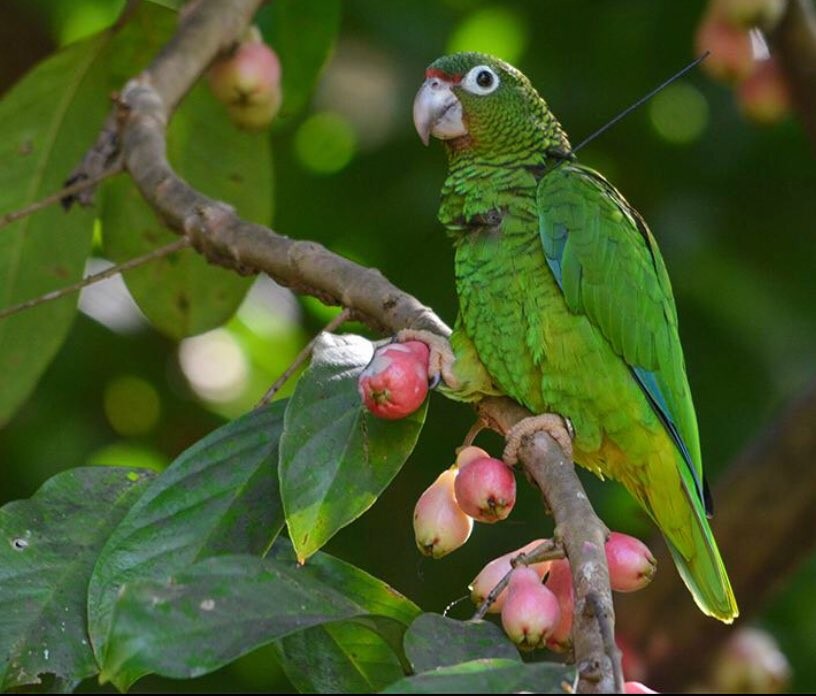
[{"x1": 472, "y1": 538, "x2": 565, "y2": 620}]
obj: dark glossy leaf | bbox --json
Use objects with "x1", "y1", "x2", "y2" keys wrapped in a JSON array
[
  {"x1": 0, "y1": 5, "x2": 174, "y2": 425},
  {"x1": 100, "y1": 547, "x2": 417, "y2": 690},
  {"x1": 274, "y1": 622, "x2": 405, "y2": 693},
  {"x1": 280, "y1": 333, "x2": 428, "y2": 562},
  {"x1": 266, "y1": 539, "x2": 420, "y2": 626},
  {"x1": 100, "y1": 80, "x2": 272, "y2": 339},
  {"x1": 381, "y1": 658, "x2": 574, "y2": 694},
  {"x1": 403, "y1": 614, "x2": 520, "y2": 674},
  {"x1": 0, "y1": 467, "x2": 153, "y2": 689},
  {"x1": 257, "y1": 0, "x2": 341, "y2": 117},
  {"x1": 87, "y1": 402, "x2": 286, "y2": 663}
]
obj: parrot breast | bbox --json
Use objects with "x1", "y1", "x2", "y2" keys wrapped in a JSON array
[{"x1": 444, "y1": 164, "x2": 667, "y2": 483}]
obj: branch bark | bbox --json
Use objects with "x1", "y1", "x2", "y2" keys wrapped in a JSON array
[
  {"x1": 617, "y1": 378, "x2": 816, "y2": 691},
  {"x1": 768, "y1": 0, "x2": 816, "y2": 149},
  {"x1": 69, "y1": 1, "x2": 620, "y2": 691},
  {"x1": 479, "y1": 399, "x2": 621, "y2": 694}
]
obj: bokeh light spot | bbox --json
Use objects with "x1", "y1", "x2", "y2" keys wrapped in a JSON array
[
  {"x1": 447, "y1": 6, "x2": 529, "y2": 65},
  {"x1": 179, "y1": 329, "x2": 249, "y2": 403},
  {"x1": 104, "y1": 375, "x2": 161, "y2": 436},
  {"x1": 294, "y1": 112, "x2": 357, "y2": 174},
  {"x1": 649, "y1": 82, "x2": 709, "y2": 145},
  {"x1": 90, "y1": 443, "x2": 168, "y2": 473}
]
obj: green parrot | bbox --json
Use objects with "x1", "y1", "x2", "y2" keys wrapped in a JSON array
[{"x1": 411, "y1": 52, "x2": 738, "y2": 623}]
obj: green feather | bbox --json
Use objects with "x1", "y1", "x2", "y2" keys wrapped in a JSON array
[{"x1": 427, "y1": 52, "x2": 738, "y2": 622}]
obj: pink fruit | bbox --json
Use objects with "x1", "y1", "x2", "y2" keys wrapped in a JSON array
[
  {"x1": 544, "y1": 558, "x2": 575, "y2": 651},
  {"x1": 358, "y1": 345, "x2": 429, "y2": 420},
  {"x1": 696, "y1": 13, "x2": 755, "y2": 83},
  {"x1": 454, "y1": 445, "x2": 490, "y2": 469},
  {"x1": 207, "y1": 28, "x2": 282, "y2": 130},
  {"x1": 605, "y1": 532, "x2": 657, "y2": 592},
  {"x1": 413, "y1": 468, "x2": 473, "y2": 558},
  {"x1": 453, "y1": 456, "x2": 516, "y2": 523},
  {"x1": 624, "y1": 682, "x2": 658, "y2": 694},
  {"x1": 390, "y1": 340, "x2": 431, "y2": 365},
  {"x1": 717, "y1": 0, "x2": 785, "y2": 30},
  {"x1": 711, "y1": 627, "x2": 791, "y2": 693},
  {"x1": 737, "y1": 58, "x2": 791, "y2": 125},
  {"x1": 501, "y1": 567, "x2": 561, "y2": 651},
  {"x1": 469, "y1": 539, "x2": 551, "y2": 613}
]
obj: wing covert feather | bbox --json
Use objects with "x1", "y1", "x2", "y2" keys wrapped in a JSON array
[{"x1": 536, "y1": 164, "x2": 705, "y2": 506}]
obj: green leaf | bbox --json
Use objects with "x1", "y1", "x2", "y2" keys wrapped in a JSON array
[
  {"x1": 0, "y1": 467, "x2": 153, "y2": 690},
  {"x1": 266, "y1": 539, "x2": 421, "y2": 626},
  {"x1": 279, "y1": 333, "x2": 428, "y2": 562},
  {"x1": 274, "y1": 622, "x2": 405, "y2": 694},
  {"x1": 0, "y1": 5, "x2": 175, "y2": 425},
  {"x1": 403, "y1": 614, "x2": 520, "y2": 674},
  {"x1": 381, "y1": 658, "x2": 574, "y2": 694},
  {"x1": 257, "y1": 0, "x2": 341, "y2": 117},
  {"x1": 100, "y1": 548, "x2": 417, "y2": 690},
  {"x1": 100, "y1": 80, "x2": 273, "y2": 339},
  {"x1": 87, "y1": 402, "x2": 286, "y2": 663}
]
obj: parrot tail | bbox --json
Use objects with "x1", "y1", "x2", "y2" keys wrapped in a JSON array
[{"x1": 664, "y1": 504, "x2": 739, "y2": 623}]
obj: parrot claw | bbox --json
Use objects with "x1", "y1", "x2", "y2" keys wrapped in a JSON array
[
  {"x1": 395, "y1": 329, "x2": 461, "y2": 391},
  {"x1": 503, "y1": 413, "x2": 575, "y2": 466}
]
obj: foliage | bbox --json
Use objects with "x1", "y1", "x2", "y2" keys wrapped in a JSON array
[{"x1": 1, "y1": 0, "x2": 815, "y2": 692}]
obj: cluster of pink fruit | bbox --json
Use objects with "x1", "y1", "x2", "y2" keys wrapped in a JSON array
[
  {"x1": 469, "y1": 532, "x2": 656, "y2": 652},
  {"x1": 412, "y1": 445, "x2": 517, "y2": 558},
  {"x1": 696, "y1": 0, "x2": 790, "y2": 124},
  {"x1": 357, "y1": 340, "x2": 658, "y2": 694},
  {"x1": 207, "y1": 26, "x2": 282, "y2": 131}
]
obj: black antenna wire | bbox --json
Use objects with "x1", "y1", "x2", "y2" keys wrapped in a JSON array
[{"x1": 571, "y1": 51, "x2": 711, "y2": 155}]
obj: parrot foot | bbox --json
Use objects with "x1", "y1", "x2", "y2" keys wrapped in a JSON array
[
  {"x1": 396, "y1": 329, "x2": 460, "y2": 390},
  {"x1": 503, "y1": 414, "x2": 575, "y2": 466}
]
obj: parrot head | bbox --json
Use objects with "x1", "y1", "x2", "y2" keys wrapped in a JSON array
[{"x1": 413, "y1": 52, "x2": 570, "y2": 156}]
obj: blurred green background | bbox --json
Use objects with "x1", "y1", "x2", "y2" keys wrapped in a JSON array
[{"x1": 1, "y1": 0, "x2": 814, "y2": 692}]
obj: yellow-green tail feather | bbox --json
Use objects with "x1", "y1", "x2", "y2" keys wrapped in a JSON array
[{"x1": 665, "y1": 506, "x2": 739, "y2": 623}]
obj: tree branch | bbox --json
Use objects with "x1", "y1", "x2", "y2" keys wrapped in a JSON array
[
  {"x1": 478, "y1": 399, "x2": 621, "y2": 694},
  {"x1": 68, "y1": 1, "x2": 620, "y2": 691},
  {"x1": 617, "y1": 378, "x2": 816, "y2": 691},
  {"x1": 768, "y1": 0, "x2": 816, "y2": 149}
]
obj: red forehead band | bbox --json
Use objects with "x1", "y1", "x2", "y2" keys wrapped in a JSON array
[{"x1": 425, "y1": 68, "x2": 462, "y2": 83}]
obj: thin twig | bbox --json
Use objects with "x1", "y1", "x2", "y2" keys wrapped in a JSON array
[
  {"x1": 112, "y1": 0, "x2": 142, "y2": 31},
  {"x1": 459, "y1": 418, "x2": 486, "y2": 450},
  {"x1": 472, "y1": 539, "x2": 565, "y2": 620},
  {"x1": 0, "y1": 238, "x2": 190, "y2": 322},
  {"x1": 256, "y1": 308, "x2": 352, "y2": 407},
  {"x1": 0, "y1": 162, "x2": 123, "y2": 231},
  {"x1": 587, "y1": 592, "x2": 624, "y2": 693}
]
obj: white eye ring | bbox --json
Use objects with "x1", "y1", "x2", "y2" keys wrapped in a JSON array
[{"x1": 461, "y1": 65, "x2": 500, "y2": 95}]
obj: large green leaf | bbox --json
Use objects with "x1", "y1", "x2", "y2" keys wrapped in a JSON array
[
  {"x1": 0, "y1": 467, "x2": 153, "y2": 690},
  {"x1": 280, "y1": 333, "x2": 428, "y2": 562},
  {"x1": 273, "y1": 622, "x2": 405, "y2": 693},
  {"x1": 0, "y1": 5, "x2": 174, "y2": 425},
  {"x1": 381, "y1": 659, "x2": 574, "y2": 694},
  {"x1": 87, "y1": 402, "x2": 286, "y2": 663},
  {"x1": 100, "y1": 81, "x2": 273, "y2": 339},
  {"x1": 100, "y1": 547, "x2": 418, "y2": 691},
  {"x1": 403, "y1": 614, "x2": 520, "y2": 674},
  {"x1": 266, "y1": 539, "x2": 421, "y2": 626},
  {"x1": 257, "y1": 0, "x2": 341, "y2": 118}
]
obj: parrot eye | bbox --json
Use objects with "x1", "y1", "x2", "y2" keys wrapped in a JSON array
[{"x1": 462, "y1": 65, "x2": 500, "y2": 95}]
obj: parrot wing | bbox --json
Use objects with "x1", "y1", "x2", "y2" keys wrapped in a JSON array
[{"x1": 536, "y1": 163, "x2": 709, "y2": 513}]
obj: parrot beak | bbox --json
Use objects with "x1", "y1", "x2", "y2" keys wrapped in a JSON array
[{"x1": 413, "y1": 76, "x2": 467, "y2": 146}]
